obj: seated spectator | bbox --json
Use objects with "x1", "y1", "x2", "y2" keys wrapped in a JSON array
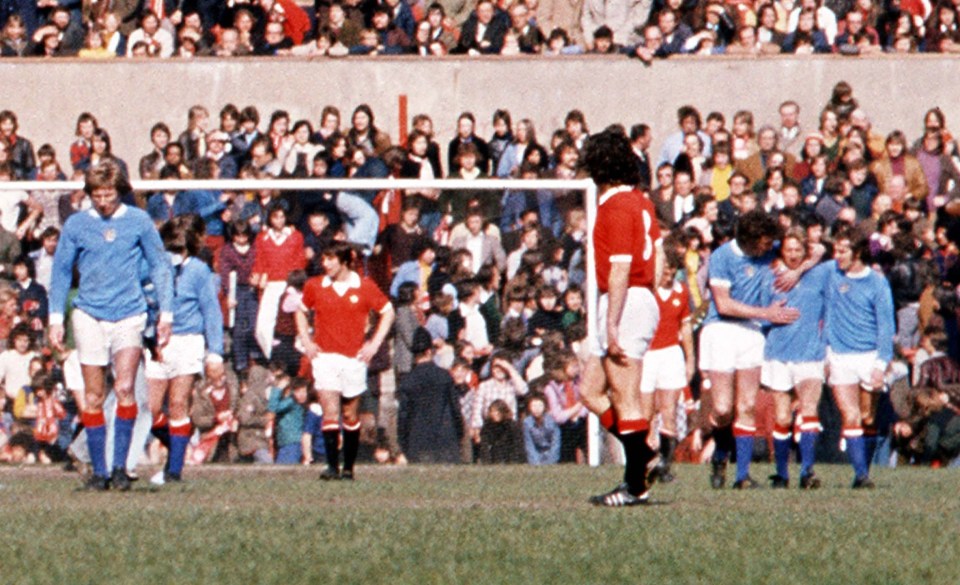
[
  {"x1": 0, "y1": 324, "x2": 37, "y2": 403},
  {"x1": 127, "y1": 11, "x2": 174, "y2": 58},
  {"x1": 190, "y1": 372, "x2": 240, "y2": 464},
  {"x1": 30, "y1": 6, "x2": 83, "y2": 56},
  {"x1": 454, "y1": 0, "x2": 509, "y2": 55},
  {"x1": 0, "y1": 15, "x2": 29, "y2": 57},
  {"x1": 781, "y1": 8, "x2": 832, "y2": 53},
  {"x1": 923, "y1": 3, "x2": 960, "y2": 53},
  {"x1": 835, "y1": 8, "x2": 881, "y2": 54},
  {"x1": 523, "y1": 393, "x2": 560, "y2": 465},
  {"x1": 236, "y1": 366, "x2": 273, "y2": 463}
]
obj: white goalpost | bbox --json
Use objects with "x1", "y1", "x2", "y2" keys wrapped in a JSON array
[{"x1": 0, "y1": 177, "x2": 608, "y2": 466}]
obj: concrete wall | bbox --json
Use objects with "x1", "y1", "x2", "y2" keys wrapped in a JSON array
[{"x1": 2, "y1": 55, "x2": 955, "y2": 172}]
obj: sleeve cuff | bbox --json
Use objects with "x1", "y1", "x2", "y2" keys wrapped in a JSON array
[
  {"x1": 205, "y1": 353, "x2": 224, "y2": 364},
  {"x1": 159, "y1": 312, "x2": 174, "y2": 324},
  {"x1": 49, "y1": 313, "x2": 64, "y2": 326}
]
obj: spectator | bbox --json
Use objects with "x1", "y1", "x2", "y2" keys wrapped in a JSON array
[
  {"x1": 523, "y1": 393, "x2": 561, "y2": 464},
  {"x1": 397, "y1": 327, "x2": 463, "y2": 463}
]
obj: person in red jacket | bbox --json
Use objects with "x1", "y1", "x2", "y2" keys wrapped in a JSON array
[{"x1": 252, "y1": 201, "x2": 306, "y2": 360}]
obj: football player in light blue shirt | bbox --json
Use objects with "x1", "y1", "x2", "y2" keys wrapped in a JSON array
[
  {"x1": 825, "y1": 227, "x2": 895, "y2": 489},
  {"x1": 761, "y1": 228, "x2": 830, "y2": 489},
  {"x1": 49, "y1": 161, "x2": 174, "y2": 491}
]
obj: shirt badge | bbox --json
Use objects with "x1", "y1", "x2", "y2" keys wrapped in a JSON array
[
  {"x1": 350, "y1": 295, "x2": 359, "y2": 304},
  {"x1": 672, "y1": 299, "x2": 681, "y2": 307},
  {"x1": 838, "y1": 283, "x2": 850, "y2": 294},
  {"x1": 744, "y1": 265, "x2": 755, "y2": 277},
  {"x1": 103, "y1": 228, "x2": 116, "y2": 243}
]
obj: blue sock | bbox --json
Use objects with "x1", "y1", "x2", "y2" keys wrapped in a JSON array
[
  {"x1": 167, "y1": 421, "x2": 192, "y2": 476},
  {"x1": 774, "y1": 437, "x2": 791, "y2": 479},
  {"x1": 799, "y1": 432, "x2": 818, "y2": 477},
  {"x1": 846, "y1": 435, "x2": 869, "y2": 480},
  {"x1": 735, "y1": 435, "x2": 754, "y2": 482},
  {"x1": 864, "y1": 432, "x2": 879, "y2": 470},
  {"x1": 168, "y1": 436, "x2": 189, "y2": 476},
  {"x1": 113, "y1": 404, "x2": 137, "y2": 473},
  {"x1": 82, "y1": 411, "x2": 108, "y2": 478}
]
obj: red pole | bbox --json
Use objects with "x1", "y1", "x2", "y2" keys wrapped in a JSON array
[{"x1": 398, "y1": 94, "x2": 408, "y2": 147}]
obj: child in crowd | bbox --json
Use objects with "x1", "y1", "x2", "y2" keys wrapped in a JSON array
[
  {"x1": 479, "y1": 399, "x2": 524, "y2": 464},
  {"x1": 542, "y1": 349, "x2": 588, "y2": 463},
  {"x1": 28, "y1": 371, "x2": 65, "y2": 464},
  {"x1": 301, "y1": 388, "x2": 326, "y2": 466},
  {"x1": 273, "y1": 269, "x2": 307, "y2": 376},
  {"x1": 522, "y1": 394, "x2": 560, "y2": 465},
  {"x1": 268, "y1": 375, "x2": 308, "y2": 464},
  {"x1": 560, "y1": 285, "x2": 584, "y2": 329},
  {"x1": 0, "y1": 323, "x2": 38, "y2": 405}
]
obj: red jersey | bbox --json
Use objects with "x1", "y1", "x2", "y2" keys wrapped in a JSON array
[
  {"x1": 301, "y1": 271, "x2": 389, "y2": 357},
  {"x1": 253, "y1": 227, "x2": 306, "y2": 282},
  {"x1": 593, "y1": 186, "x2": 660, "y2": 293},
  {"x1": 649, "y1": 281, "x2": 691, "y2": 350}
]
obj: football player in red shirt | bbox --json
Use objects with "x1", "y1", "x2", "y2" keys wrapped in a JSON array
[
  {"x1": 580, "y1": 129, "x2": 663, "y2": 507},
  {"x1": 296, "y1": 242, "x2": 395, "y2": 480}
]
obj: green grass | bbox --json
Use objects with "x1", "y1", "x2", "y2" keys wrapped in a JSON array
[{"x1": 2, "y1": 464, "x2": 958, "y2": 585}]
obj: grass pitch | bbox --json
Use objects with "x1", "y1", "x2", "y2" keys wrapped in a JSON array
[{"x1": 2, "y1": 463, "x2": 957, "y2": 585}]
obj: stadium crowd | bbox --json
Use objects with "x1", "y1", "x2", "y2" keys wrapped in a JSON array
[
  {"x1": 1, "y1": 0, "x2": 959, "y2": 59},
  {"x1": 1, "y1": 81, "x2": 959, "y2": 490}
]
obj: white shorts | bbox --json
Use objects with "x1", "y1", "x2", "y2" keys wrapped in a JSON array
[
  {"x1": 761, "y1": 360, "x2": 825, "y2": 392},
  {"x1": 311, "y1": 352, "x2": 367, "y2": 398},
  {"x1": 145, "y1": 334, "x2": 204, "y2": 380},
  {"x1": 73, "y1": 309, "x2": 147, "y2": 367},
  {"x1": 591, "y1": 287, "x2": 659, "y2": 360},
  {"x1": 641, "y1": 345, "x2": 687, "y2": 394},
  {"x1": 827, "y1": 348, "x2": 885, "y2": 392},
  {"x1": 698, "y1": 321, "x2": 765, "y2": 373}
]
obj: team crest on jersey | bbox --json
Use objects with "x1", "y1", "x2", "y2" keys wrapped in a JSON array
[
  {"x1": 350, "y1": 294, "x2": 359, "y2": 304},
  {"x1": 744, "y1": 265, "x2": 755, "y2": 277},
  {"x1": 103, "y1": 228, "x2": 116, "y2": 243},
  {"x1": 838, "y1": 283, "x2": 850, "y2": 294},
  {"x1": 672, "y1": 298, "x2": 681, "y2": 307}
]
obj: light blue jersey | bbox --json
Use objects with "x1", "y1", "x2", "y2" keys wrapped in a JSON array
[
  {"x1": 171, "y1": 256, "x2": 224, "y2": 356},
  {"x1": 763, "y1": 262, "x2": 830, "y2": 362},
  {"x1": 50, "y1": 205, "x2": 173, "y2": 324},
  {"x1": 704, "y1": 240, "x2": 776, "y2": 327},
  {"x1": 825, "y1": 261, "x2": 895, "y2": 363}
]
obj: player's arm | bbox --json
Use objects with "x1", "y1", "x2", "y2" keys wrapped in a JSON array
[
  {"x1": 871, "y1": 278, "x2": 897, "y2": 388},
  {"x1": 198, "y1": 268, "x2": 226, "y2": 381},
  {"x1": 358, "y1": 302, "x2": 395, "y2": 364},
  {"x1": 680, "y1": 316, "x2": 696, "y2": 382},
  {"x1": 141, "y1": 219, "x2": 175, "y2": 346},
  {"x1": 711, "y1": 283, "x2": 798, "y2": 324},
  {"x1": 295, "y1": 306, "x2": 318, "y2": 359},
  {"x1": 48, "y1": 221, "x2": 80, "y2": 351},
  {"x1": 605, "y1": 260, "x2": 631, "y2": 362},
  {"x1": 774, "y1": 242, "x2": 826, "y2": 291}
]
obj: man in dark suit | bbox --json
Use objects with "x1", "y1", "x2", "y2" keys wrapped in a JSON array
[
  {"x1": 630, "y1": 123, "x2": 653, "y2": 189},
  {"x1": 454, "y1": 0, "x2": 508, "y2": 54}
]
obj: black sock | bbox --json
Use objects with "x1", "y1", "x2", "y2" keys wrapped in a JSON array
[
  {"x1": 152, "y1": 426, "x2": 171, "y2": 450},
  {"x1": 342, "y1": 427, "x2": 360, "y2": 472},
  {"x1": 621, "y1": 430, "x2": 652, "y2": 496},
  {"x1": 713, "y1": 424, "x2": 735, "y2": 463},
  {"x1": 659, "y1": 434, "x2": 677, "y2": 470},
  {"x1": 322, "y1": 429, "x2": 340, "y2": 472}
]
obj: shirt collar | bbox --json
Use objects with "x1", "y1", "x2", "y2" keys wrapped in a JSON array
[
  {"x1": 87, "y1": 203, "x2": 129, "y2": 219},
  {"x1": 321, "y1": 270, "x2": 361, "y2": 289}
]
